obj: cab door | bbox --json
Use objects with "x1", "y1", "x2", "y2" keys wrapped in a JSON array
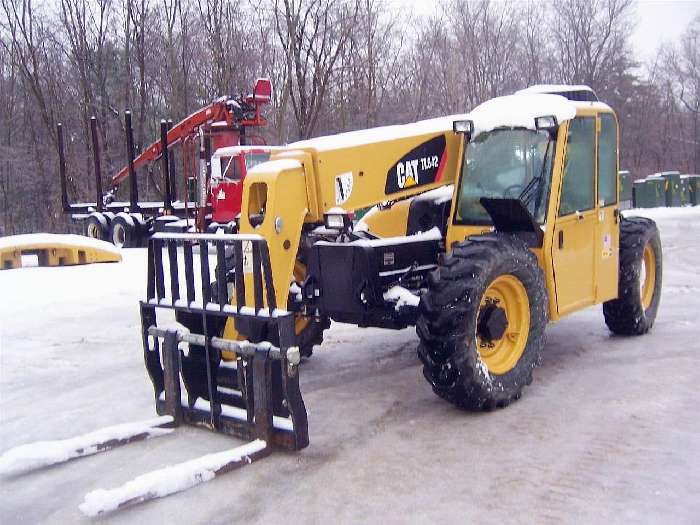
[
  {"x1": 552, "y1": 116, "x2": 597, "y2": 315},
  {"x1": 595, "y1": 113, "x2": 620, "y2": 303}
]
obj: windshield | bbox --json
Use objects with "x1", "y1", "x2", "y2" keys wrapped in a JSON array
[
  {"x1": 219, "y1": 156, "x2": 242, "y2": 181},
  {"x1": 455, "y1": 128, "x2": 555, "y2": 225},
  {"x1": 245, "y1": 152, "x2": 271, "y2": 170}
]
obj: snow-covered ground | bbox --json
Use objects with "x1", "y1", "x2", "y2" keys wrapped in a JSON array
[{"x1": 1, "y1": 207, "x2": 699, "y2": 524}]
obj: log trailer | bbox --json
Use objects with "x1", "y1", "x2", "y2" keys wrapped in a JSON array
[
  {"x1": 4, "y1": 86, "x2": 663, "y2": 514},
  {"x1": 57, "y1": 78, "x2": 274, "y2": 247}
]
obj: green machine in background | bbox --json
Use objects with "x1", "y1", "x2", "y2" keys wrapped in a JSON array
[
  {"x1": 657, "y1": 171, "x2": 682, "y2": 207},
  {"x1": 634, "y1": 176, "x2": 666, "y2": 208},
  {"x1": 684, "y1": 174, "x2": 700, "y2": 206},
  {"x1": 619, "y1": 170, "x2": 633, "y2": 208},
  {"x1": 631, "y1": 171, "x2": 699, "y2": 208}
]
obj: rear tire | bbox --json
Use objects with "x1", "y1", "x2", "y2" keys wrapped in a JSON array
[
  {"x1": 603, "y1": 216, "x2": 662, "y2": 335},
  {"x1": 110, "y1": 214, "x2": 140, "y2": 248},
  {"x1": 417, "y1": 233, "x2": 548, "y2": 410},
  {"x1": 85, "y1": 213, "x2": 108, "y2": 241}
]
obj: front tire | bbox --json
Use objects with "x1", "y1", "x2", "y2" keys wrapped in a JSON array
[
  {"x1": 417, "y1": 233, "x2": 548, "y2": 410},
  {"x1": 603, "y1": 216, "x2": 662, "y2": 335}
]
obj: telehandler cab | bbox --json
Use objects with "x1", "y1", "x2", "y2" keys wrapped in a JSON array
[{"x1": 4, "y1": 86, "x2": 659, "y2": 513}]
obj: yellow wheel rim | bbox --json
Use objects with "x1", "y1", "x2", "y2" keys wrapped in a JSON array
[
  {"x1": 476, "y1": 274, "x2": 530, "y2": 375},
  {"x1": 640, "y1": 243, "x2": 656, "y2": 310}
]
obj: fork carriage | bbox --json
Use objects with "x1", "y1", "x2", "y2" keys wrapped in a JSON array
[{"x1": 140, "y1": 232, "x2": 309, "y2": 452}]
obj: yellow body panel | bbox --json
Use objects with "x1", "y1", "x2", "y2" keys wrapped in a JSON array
[
  {"x1": 224, "y1": 159, "x2": 310, "y2": 339},
  {"x1": 0, "y1": 234, "x2": 121, "y2": 270},
  {"x1": 231, "y1": 102, "x2": 622, "y2": 327},
  {"x1": 551, "y1": 211, "x2": 598, "y2": 314},
  {"x1": 235, "y1": 121, "x2": 464, "y2": 314},
  {"x1": 359, "y1": 200, "x2": 414, "y2": 238},
  {"x1": 445, "y1": 225, "x2": 493, "y2": 250},
  {"x1": 541, "y1": 106, "x2": 620, "y2": 319},
  {"x1": 287, "y1": 123, "x2": 462, "y2": 215},
  {"x1": 595, "y1": 111, "x2": 621, "y2": 303}
]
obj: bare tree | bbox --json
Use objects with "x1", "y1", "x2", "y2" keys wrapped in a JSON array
[
  {"x1": 275, "y1": 0, "x2": 359, "y2": 139},
  {"x1": 669, "y1": 15, "x2": 700, "y2": 172},
  {"x1": 551, "y1": 0, "x2": 635, "y2": 93}
]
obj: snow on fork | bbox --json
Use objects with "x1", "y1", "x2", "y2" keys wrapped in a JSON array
[
  {"x1": 0, "y1": 416, "x2": 174, "y2": 477},
  {"x1": 79, "y1": 439, "x2": 268, "y2": 516}
]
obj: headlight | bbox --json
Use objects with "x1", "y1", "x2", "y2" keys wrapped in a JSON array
[
  {"x1": 324, "y1": 210, "x2": 353, "y2": 231},
  {"x1": 535, "y1": 115, "x2": 558, "y2": 131},
  {"x1": 453, "y1": 119, "x2": 474, "y2": 136}
]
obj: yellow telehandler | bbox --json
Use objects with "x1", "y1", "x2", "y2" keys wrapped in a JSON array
[
  {"x1": 1, "y1": 86, "x2": 662, "y2": 514},
  {"x1": 143, "y1": 84, "x2": 661, "y2": 445},
  {"x1": 138, "y1": 84, "x2": 661, "y2": 458}
]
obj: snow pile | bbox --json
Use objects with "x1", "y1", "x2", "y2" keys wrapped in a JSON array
[
  {"x1": 289, "y1": 282, "x2": 303, "y2": 302},
  {"x1": 383, "y1": 286, "x2": 420, "y2": 310},
  {"x1": 623, "y1": 206, "x2": 700, "y2": 221},
  {"x1": 414, "y1": 184, "x2": 454, "y2": 204},
  {"x1": 0, "y1": 416, "x2": 173, "y2": 477},
  {"x1": 318, "y1": 226, "x2": 442, "y2": 249},
  {"x1": 79, "y1": 439, "x2": 267, "y2": 517},
  {"x1": 476, "y1": 358, "x2": 491, "y2": 383},
  {"x1": 0, "y1": 233, "x2": 120, "y2": 256},
  {"x1": 468, "y1": 93, "x2": 577, "y2": 139}
]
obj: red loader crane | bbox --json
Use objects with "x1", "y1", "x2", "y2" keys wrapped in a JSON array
[{"x1": 58, "y1": 78, "x2": 273, "y2": 247}]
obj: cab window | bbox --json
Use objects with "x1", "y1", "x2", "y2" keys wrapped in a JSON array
[
  {"x1": 456, "y1": 128, "x2": 556, "y2": 225},
  {"x1": 245, "y1": 152, "x2": 271, "y2": 170},
  {"x1": 598, "y1": 114, "x2": 617, "y2": 206},
  {"x1": 220, "y1": 156, "x2": 242, "y2": 181},
  {"x1": 559, "y1": 117, "x2": 595, "y2": 216}
]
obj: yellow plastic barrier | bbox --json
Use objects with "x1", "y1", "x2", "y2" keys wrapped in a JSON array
[{"x1": 0, "y1": 234, "x2": 121, "y2": 270}]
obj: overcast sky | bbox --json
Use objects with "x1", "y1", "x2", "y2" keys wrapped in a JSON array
[
  {"x1": 392, "y1": 0, "x2": 700, "y2": 63},
  {"x1": 632, "y1": 0, "x2": 700, "y2": 59}
]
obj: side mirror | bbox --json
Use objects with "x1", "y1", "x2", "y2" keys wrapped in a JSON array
[{"x1": 453, "y1": 119, "x2": 474, "y2": 141}]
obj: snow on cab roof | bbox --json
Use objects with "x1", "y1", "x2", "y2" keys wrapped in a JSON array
[
  {"x1": 516, "y1": 84, "x2": 595, "y2": 95},
  {"x1": 247, "y1": 158, "x2": 302, "y2": 175},
  {"x1": 469, "y1": 93, "x2": 577, "y2": 138},
  {"x1": 212, "y1": 145, "x2": 277, "y2": 157},
  {"x1": 287, "y1": 114, "x2": 469, "y2": 152},
  {"x1": 284, "y1": 88, "x2": 610, "y2": 152}
]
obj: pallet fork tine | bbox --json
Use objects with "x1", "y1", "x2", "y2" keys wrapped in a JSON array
[{"x1": 0, "y1": 416, "x2": 174, "y2": 477}]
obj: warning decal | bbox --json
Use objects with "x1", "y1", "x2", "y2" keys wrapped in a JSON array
[
  {"x1": 335, "y1": 171, "x2": 354, "y2": 205},
  {"x1": 242, "y1": 240, "x2": 253, "y2": 273}
]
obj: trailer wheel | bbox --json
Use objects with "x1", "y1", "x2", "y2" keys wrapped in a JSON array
[
  {"x1": 603, "y1": 216, "x2": 662, "y2": 335},
  {"x1": 110, "y1": 214, "x2": 140, "y2": 248},
  {"x1": 417, "y1": 233, "x2": 548, "y2": 410},
  {"x1": 85, "y1": 213, "x2": 108, "y2": 241}
]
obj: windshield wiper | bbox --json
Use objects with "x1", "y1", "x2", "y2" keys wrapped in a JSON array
[{"x1": 518, "y1": 138, "x2": 552, "y2": 208}]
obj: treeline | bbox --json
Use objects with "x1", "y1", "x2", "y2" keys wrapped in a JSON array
[{"x1": 1, "y1": 0, "x2": 698, "y2": 235}]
